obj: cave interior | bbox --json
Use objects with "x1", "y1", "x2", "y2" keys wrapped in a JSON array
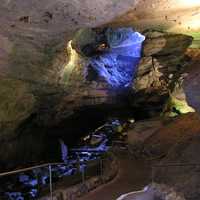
[{"x1": 0, "y1": 0, "x2": 200, "y2": 200}]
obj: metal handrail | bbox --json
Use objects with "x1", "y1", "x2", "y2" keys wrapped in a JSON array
[
  {"x1": 0, "y1": 156, "x2": 107, "y2": 177},
  {"x1": 0, "y1": 162, "x2": 67, "y2": 200},
  {"x1": 0, "y1": 157, "x2": 107, "y2": 200},
  {"x1": 0, "y1": 162, "x2": 64, "y2": 177}
]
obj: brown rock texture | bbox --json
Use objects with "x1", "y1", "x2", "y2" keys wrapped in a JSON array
[
  {"x1": 142, "y1": 31, "x2": 193, "y2": 56},
  {"x1": 0, "y1": 0, "x2": 139, "y2": 136},
  {"x1": 126, "y1": 112, "x2": 200, "y2": 199},
  {"x1": 184, "y1": 49, "x2": 200, "y2": 113},
  {"x1": 0, "y1": 0, "x2": 198, "y2": 169},
  {"x1": 132, "y1": 31, "x2": 193, "y2": 114}
]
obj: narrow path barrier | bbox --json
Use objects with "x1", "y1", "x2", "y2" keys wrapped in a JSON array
[
  {"x1": 116, "y1": 187, "x2": 154, "y2": 200},
  {"x1": 0, "y1": 155, "x2": 116, "y2": 200},
  {"x1": 0, "y1": 162, "x2": 66, "y2": 200}
]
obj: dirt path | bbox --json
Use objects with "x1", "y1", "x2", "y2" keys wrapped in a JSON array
[{"x1": 78, "y1": 151, "x2": 152, "y2": 200}]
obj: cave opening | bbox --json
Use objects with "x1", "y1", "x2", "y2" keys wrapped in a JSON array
[
  {"x1": 0, "y1": 27, "x2": 149, "y2": 171},
  {"x1": 71, "y1": 27, "x2": 145, "y2": 89},
  {"x1": 1, "y1": 0, "x2": 200, "y2": 199},
  {"x1": 51, "y1": 27, "x2": 150, "y2": 151},
  {"x1": 54, "y1": 27, "x2": 148, "y2": 145}
]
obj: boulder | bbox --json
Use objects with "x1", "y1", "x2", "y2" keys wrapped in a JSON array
[
  {"x1": 142, "y1": 31, "x2": 193, "y2": 56},
  {"x1": 184, "y1": 49, "x2": 200, "y2": 113},
  {"x1": 132, "y1": 30, "x2": 193, "y2": 115},
  {"x1": 163, "y1": 79, "x2": 195, "y2": 117}
]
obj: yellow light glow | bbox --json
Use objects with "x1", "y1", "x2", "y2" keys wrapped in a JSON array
[
  {"x1": 181, "y1": 0, "x2": 200, "y2": 7},
  {"x1": 67, "y1": 40, "x2": 78, "y2": 67},
  {"x1": 62, "y1": 40, "x2": 78, "y2": 83},
  {"x1": 185, "y1": 19, "x2": 200, "y2": 30}
]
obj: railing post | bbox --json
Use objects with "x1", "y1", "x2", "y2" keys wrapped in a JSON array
[
  {"x1": 151, "y1": 166, "x2": 154, "y2": 184},
  {"x1": 82, "y1": 167, "x2": 85, "y2": 184},
  {"x1": 49, "y1": 165, "x2": 53, "y2": 200},
  {"x1": 100, "y1": 159, "x2": 104, "y2": 183},
  {"x1": 36, "y1": 173, "x2": 40, "y2": 195}
]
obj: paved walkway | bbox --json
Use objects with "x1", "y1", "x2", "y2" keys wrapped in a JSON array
[
  {"x1": 78, "y1": 151, "x2": 152, "y2": 200},
  {"x1": 117, "y1": 190, "x2": 154, "y2": 200}
]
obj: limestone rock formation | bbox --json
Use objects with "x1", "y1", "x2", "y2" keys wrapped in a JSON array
[
  {"x1": 0, "y1": 0, "x2": 139, "y2": 134},
  {"x1": 163, "y1": 80, "x2": 195, "y2": 117},
  {"x1": 142, "y1": 31, "x2": 193, "y2": 56},
  {"x1": 0, "y1": 78, "x2": 36, "y2": 139},
  {"x1": 184, "y1": 49, "x2": 200, "y2": 113},
  {"x1": 0, "y1": 0, "x2": 198, "y2": 170},
  {"x1": 132, "y1": 30, "x2": 193, "y2": 114},
  {"x1": 0, "y1": 29, "x2": 194, "y2": 170}
]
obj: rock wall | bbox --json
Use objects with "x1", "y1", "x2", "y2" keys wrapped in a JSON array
[
  {"x1": 132, "y1": 30, "x2": 193, "y2": 115},
  {"x1": 152, "y1": 115, "x2": 200, "y2": 199},
  {"x1": 0, "y1": 0, "x2": 198, "y2": 169},
  {"x1": 0, "y1": 29, "x2": 194, "y2": 170},
  {"x1": 0, "y1": 0, "x2": 139, "y2": 135},
  {"x1": 184, "y1": 49, "x2": 200, "y2": 113},
  {"x1": 38, "y1": 154, "x2": 118, "y2": 200}
]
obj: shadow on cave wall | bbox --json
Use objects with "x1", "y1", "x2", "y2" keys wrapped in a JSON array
[
  {"x1": 0, "y1": 114, "x2": 61, "y2": 172},
  {"x1": 0, "y1": 95, "x2": 155, "y2": 172}
]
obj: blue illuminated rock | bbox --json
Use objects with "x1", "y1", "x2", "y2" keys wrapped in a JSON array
[{"x1": 89, "y1": 28, "x2": 145, "y2": 88}]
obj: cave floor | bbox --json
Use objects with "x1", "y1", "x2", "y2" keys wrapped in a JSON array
[{"x1": 78, "y1": 150, "x2": 151, "y2": 200}]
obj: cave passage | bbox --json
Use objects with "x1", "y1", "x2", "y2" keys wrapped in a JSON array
[
  {"x1": 74, "y1": 27, "x2": 145, "y2": 88},
  {"x1": 88, "y1": 28, "x2": 145, "y2": 88},
  {"x1": 0, "y1": 118, "x2": 127, "y2": 200}
]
